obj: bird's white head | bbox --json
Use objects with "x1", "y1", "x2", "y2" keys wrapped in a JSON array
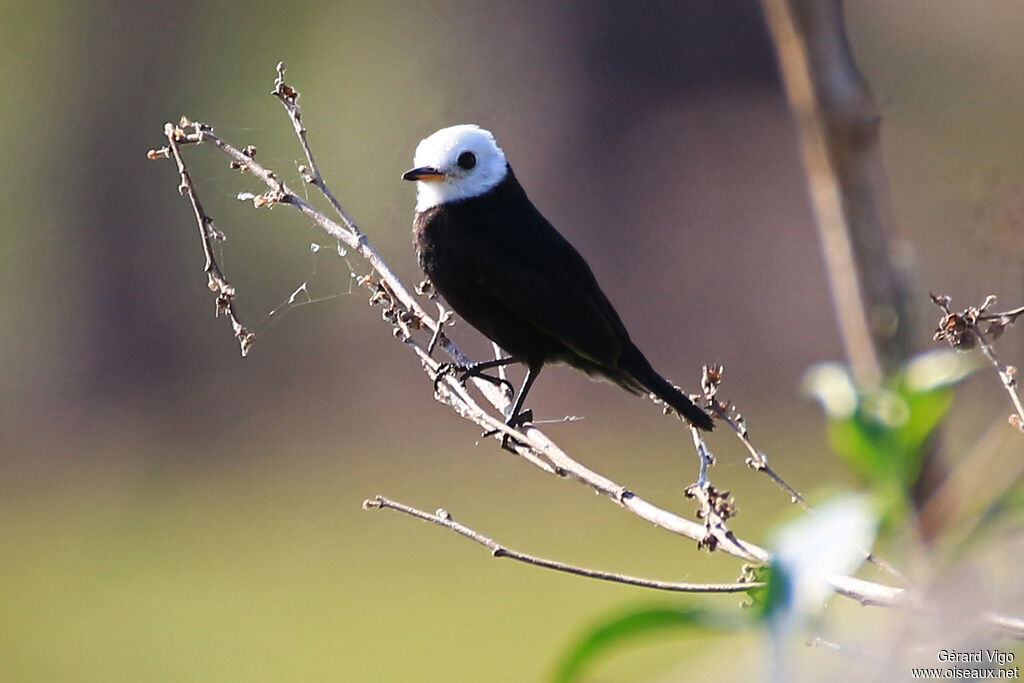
[{"x1": 403, "y1": 124, "x2": 509, "y2": 212}]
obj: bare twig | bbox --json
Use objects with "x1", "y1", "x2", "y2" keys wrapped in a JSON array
[
  {"x1": 153, "y1": 117, "x2": 479, "y2": 368},
  {"x1": 978, "y1": 303, "x2": 1024, "y2": 326},
  {"x1": 683, "y1": 426, "x2": 746, "y2": 552},
  {"x1": 701, "y1": 354, "x2": 907, "y2": 580},
  {"x1": 152, "y1": 106, "x2": 1024, "y2": 642},
  {"x1": 973, "y1": 334, "x2": 1024, "y2": 433},
  {"x1": 700, "y1": 369, "x2": 904, "y2": 579},
  {"x1": 700, "y1": 364, "x2": 808, "y2": 508},
  {"x1": 702, "y1": 383, "x2": 899, "y2": 579},
  {"x1": 156, "y1": 120, "x2": 254, "y2": 356},
  {"x1": 270, "y1": 61, "x2": 359, "y2": 236},
  {"x1": 690, "y1": 426, "x2": 715, "y2": 488},
  {"x1": 150, "y1": 114, "x2": 913, "y2": 603},
  {"x1": 984, "y1": 612, "x2": 1024, "y2": 641},
  {"x1": 932, "y1": 293, "x2": 1024, "y2": 433},
  {"x1": 364, "y1": 495, "x2": 762, "y2": 593}
]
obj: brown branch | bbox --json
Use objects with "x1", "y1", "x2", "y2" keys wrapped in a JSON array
[
  {"x1": 364, "y1": 495, "x2": 762, "y2": 594},
  {"x1": 760, "y1": 0, "x2": 914, "y2": 386},
  {"x1": 760, "y1": 0, "x2": 882, "y2": 386}
]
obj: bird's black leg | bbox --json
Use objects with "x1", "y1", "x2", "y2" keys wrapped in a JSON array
[
  {"x1": 433, "y1": 357, "x2": 517, "y2": 395},
  {"x1": 505, "y1": 367, "x2": 539, "y2": 426},
  {"x1": 491, "y1": 366, "x2": 540, "y2": 451}
]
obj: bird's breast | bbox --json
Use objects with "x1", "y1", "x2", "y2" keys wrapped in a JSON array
[{"x1": 412, "y1": 207, "x2": 449, "y2": 277}]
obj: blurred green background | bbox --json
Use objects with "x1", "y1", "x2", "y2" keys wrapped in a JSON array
[{"x1": 3, "y1": 1, "x2": 1023, "y2": 680}]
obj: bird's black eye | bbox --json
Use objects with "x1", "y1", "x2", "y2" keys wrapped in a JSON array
[{"x1": 456, "y1": 151, "x2": 476, "y2": 170}]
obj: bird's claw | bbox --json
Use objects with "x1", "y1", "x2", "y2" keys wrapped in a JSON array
[
  {"x1": 507, "y1": 408, "x2": 533, "y2": 427},
  {"x1": 432, "y1": 362, "x2": 458, "y2": 393},
  {"x1": 482, "y1": 408, "x2": 534, "y2": 451},
  {"x1": 433, "y1": 361, "x2": 515, "y2": 396}
]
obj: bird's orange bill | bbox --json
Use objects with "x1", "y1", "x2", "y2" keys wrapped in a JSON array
[{"x1": 402, "y1": 166, "x2": 445, "y2": 181}]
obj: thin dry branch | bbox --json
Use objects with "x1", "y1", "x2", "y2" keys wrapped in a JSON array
[
  {"x1": 154, "y1": 121, "x2": 255, "y2": 356},
  {"x1": 364, "y1": 495, "x2": 761, "y2": 594},
  {"x1": 700, "y1": 364, "x2": 808, "y2": 508},
  {"x1": 974, "y1": 336, "x2": 1024, "y2": 432},
  {"x1": 270, "y1": 62, "x2": 357, "y2": 236}
]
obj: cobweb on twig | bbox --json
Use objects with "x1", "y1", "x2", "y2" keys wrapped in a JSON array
[{"x1": 260, "y1": 240, "x2": 359, "y2": 332}]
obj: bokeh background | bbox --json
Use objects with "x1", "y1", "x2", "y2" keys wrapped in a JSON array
[{"x1": 3, "y1": 1, "x2": 1023, "y2": 680}]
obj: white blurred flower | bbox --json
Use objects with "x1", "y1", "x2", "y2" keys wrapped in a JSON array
[
  {"x1": 904, "y1": 348, "x2": 977, "y2": 392},
  {"x1": 765, "y1": 495, "x2": 878, "y2": 682},
  {"x1": 768, "y1": 494, "x2": 877, "y2": 630},
  {"x1": 801, "y1": 362, "x2": 858, "y2": 419}
]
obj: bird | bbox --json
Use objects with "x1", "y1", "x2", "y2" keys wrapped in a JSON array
[{"x1": 402, "y1": 124, "x2": 714, "y2": 441}]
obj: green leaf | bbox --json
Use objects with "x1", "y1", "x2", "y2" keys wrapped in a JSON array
[
  {"x1": 805, "y1": 351, "x2": 978, "y2": 513},
  {"x1": 758, "y1": 563, "x2": 793, "y2": 623},
  {"x1": 552, "y1": 605, "x2": 735, "y2": 683}
]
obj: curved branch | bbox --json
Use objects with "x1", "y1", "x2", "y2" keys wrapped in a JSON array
[{"x1": 364, "y1": 496, "x2": 762, "y2": 593}]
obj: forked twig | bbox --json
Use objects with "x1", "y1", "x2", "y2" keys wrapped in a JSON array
[
  {"x1": 154, "y1": 121, "x2": 255, "y2": 356},
  {"x1": 270, "y1": 62, "x2": 358, "y2": 236},
  {"x1": 700, "y1": 364, "x2": 808, "y2": 508},
  {"x1": 932, "y1": 293, "x2": 1024, "y2": 433}
]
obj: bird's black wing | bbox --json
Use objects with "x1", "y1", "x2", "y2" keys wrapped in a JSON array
[
  {"x1": 481, "y1": 254, "x2": 624, "y2": 367},
  {"x1": 450, "y1": 175, "x2": 633, "y2": 369}
]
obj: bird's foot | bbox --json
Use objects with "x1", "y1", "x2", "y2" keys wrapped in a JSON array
[
  {"x1": 482, "y1": 408, "x2": 534, "y2": 452},
  {"x1": 433, "y1": 361, "x2": 515, "y2": 396}
]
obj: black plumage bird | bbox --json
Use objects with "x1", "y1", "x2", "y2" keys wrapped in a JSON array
[{"x1": 403, "y1": 125, "x2": 713, "y2": 434}]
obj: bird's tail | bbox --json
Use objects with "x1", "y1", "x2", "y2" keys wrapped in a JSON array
[{"x1": 618, "y1": 345, "x2": 714, "y2": 431}]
